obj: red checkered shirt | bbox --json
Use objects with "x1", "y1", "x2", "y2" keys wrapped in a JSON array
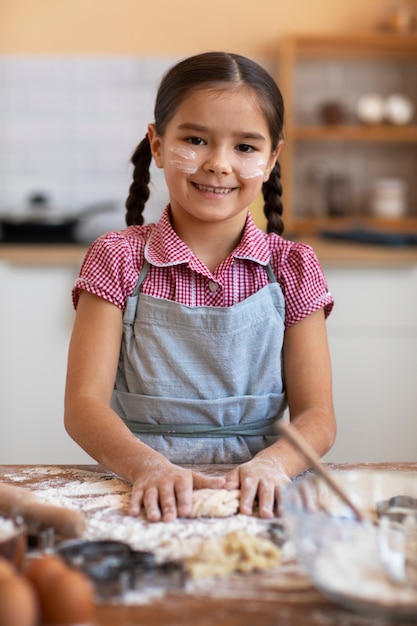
[{"x1": 73, "y1": 206, "x2": 333, "y2": 328}]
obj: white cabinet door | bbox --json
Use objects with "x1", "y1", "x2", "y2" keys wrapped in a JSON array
[
  {"x1": 323, "y1": 266, "x2": 417, "y2": 463},
  {"x1": 0, "y1": 263, "x2": 93, "y2": 463}
]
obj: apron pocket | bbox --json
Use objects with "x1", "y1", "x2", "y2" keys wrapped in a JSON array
[{"x1": 111, "y1": 390, "x2": 287, "y2": 437}]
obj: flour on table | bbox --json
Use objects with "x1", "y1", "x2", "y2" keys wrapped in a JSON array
[
  {"x1": 12, "y1": 468, "x2": 273, "y2": 563},
  {"x1": 15, "y1": 469, "x2": 131, "y2": 513},
  {"x1": 85, "y1": 510, "x2": 274, "y2": 563},
  {"x1": 2, "y1": 466, "x2": 315, "y2": 603},
  {"x1": 0, "y1": 517, "x2": 18, "y2": 540}
]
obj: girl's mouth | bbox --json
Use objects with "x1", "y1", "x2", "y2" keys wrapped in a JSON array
[{"x1": 193, "y1": 183, "x2": 235, "y2": 195}]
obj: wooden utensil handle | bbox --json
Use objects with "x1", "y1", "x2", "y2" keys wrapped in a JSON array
[
  {"x1": 0, "y1": 483, "x2": 86, "y2": 538},
  {"x1": 277, "y1": 422, "x2": 366, "y2": 522}
]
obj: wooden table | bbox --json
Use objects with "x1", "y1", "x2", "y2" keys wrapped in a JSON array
[{"x1": 1, "y1": 462, "x2": 416, "y2": 626}]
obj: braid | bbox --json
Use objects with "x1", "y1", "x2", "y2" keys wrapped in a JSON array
[
  {"x1": 262, "y1": 161, "x2": 284, "y2": 236},
  {"x1": 125, "y1": 136, "x2": 152, "y2": 226}
]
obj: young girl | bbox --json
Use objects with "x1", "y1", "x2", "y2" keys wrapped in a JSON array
[{"x1": 64, "y1": 51, "x2": 336, "y2": 523}]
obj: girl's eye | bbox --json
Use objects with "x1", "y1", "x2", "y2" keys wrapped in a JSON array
[
  {"x1": 237, "y1": 144, "x2": 255, "y2": 153},
  {"x1": 187, "y1": 136, "x2": 205, "y2": 146}
]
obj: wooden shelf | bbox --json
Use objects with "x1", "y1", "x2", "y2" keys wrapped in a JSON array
[
  {"x1": 293, "y1": 125, "x2": 417, "y2": 142},
  {"x1": 286, "y1": 216, "x2": 417, "y2": 235},
  {"x1": 279, "y1": 33, "x2": 417, "y2": 238},
  {"x1": 292, "y1": 235, "x2": 417, "y2": 267},
  {"x1": 288, "y1": 33, "x2": 417, "y2": 58},
  {"x1": 0, "y1": 244, "x2": 88, "y2": 266}
]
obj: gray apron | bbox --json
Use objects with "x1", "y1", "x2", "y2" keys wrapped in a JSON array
[{"x1": 111, "y1": 261, "x2": 287, "y2": 464}]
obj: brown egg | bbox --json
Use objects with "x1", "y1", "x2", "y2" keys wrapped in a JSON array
[
  {"x1": 40, "y1": 567, "x2": 95, "y2": 625},
  {"x1": 0, "y1": 572, "x2": 39, "y2": 626},
  {"x1": 24, "y1": 553, "x2": 67, "y2": 592},
  {"x1": 0, "y1": 556, "x2": 17, "y2": 579}
]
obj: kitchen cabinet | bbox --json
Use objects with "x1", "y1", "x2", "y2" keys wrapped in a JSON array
[
  {"x1": 279, "y1": 33, "x2": 417, "y2": 236},
  {"x1": 322, "y1": 263, "x2": 417, "y2": 464},
  {"x1": 0, "y1": 260, "x2": 93, "y2": 464}
]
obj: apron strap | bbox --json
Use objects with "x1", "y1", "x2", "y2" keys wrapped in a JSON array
[
  {"x1": 122, "y1": 416, "x2": 280, "y2": 438},
  {"x1": 265, "y1": 263, "x2": 277, "y2": 283},
  {"x1": 132, "y1": 259, "x2": 151, "y2": 296}
]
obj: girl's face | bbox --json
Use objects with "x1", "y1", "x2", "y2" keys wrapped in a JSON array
[{"x1": 148, "y1": 85, "x2": 279, "y2": 230}]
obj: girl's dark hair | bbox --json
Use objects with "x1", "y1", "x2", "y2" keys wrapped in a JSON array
[{"x1": 125, "y1": 51, "x2": 285, "y2": 234}]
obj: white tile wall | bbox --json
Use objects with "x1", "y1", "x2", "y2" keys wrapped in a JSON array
[{"x1": 0, "y1": 56, "x2": 179, "y2": 226}]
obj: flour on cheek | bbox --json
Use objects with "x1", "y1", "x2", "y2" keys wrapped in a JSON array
[
  {"x1": 239, "y1": 156, "x2": 268, "y2": 180},
  {"x1": 168, "y1": 146, "x2": 199, "y2": 174}
]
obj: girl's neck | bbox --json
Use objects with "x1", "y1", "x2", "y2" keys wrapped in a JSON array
[{"x1": 171, "y1": 211, "x2": 247, "y2": 274}]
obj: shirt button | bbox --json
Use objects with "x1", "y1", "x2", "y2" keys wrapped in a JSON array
[{"x1": 208, "y1": 281, "x2": 219, "y2": 292}]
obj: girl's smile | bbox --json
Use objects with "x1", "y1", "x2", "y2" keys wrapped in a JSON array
[
  {"x1": 148, "y1": 85, "x2": 278, "y2": 229},
  {"x1": 192, "y1": 183, "x2": 236, "y2": 195}
]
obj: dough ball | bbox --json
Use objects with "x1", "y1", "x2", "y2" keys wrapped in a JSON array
[
  {"x1": 186, "y1": 530, "x2": 281, "y2": 578},
  {"x1": 187, "y1": 489, "x2": 240, "y2": 518}
]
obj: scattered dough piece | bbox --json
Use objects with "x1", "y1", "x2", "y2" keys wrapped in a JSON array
[
  {"x1": 187, "y1": 489, "x2": 240, "y2": 518},
  {"x1": 186, "y1": 530, "x2": 281, "y2": 578}
]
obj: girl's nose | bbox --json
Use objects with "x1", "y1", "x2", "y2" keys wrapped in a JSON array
[{"x1": 204, "y1": 150, "x2": 232, "y2": 176}]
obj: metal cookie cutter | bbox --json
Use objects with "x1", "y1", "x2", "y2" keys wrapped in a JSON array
[
  {"x1": 56, "y1": 539, "x2": 185, "y2": 600},
  {"x1": 377, "y1": 495, "x2": 417, "y2": 524},
  {"x1": 377, "y1": 495, "x2": 417, "y2": 589}
]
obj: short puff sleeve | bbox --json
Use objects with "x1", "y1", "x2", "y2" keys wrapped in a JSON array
[
  {"x1": 276, "y1": 241, "x2": 334, "y2": 327},
  {"x1": 72, "y1": 231, "x2": 143, "y2": 310}
]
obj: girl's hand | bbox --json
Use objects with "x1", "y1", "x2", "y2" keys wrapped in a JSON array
[
  {"x1": 129, "y1": 460, "x2": 226, "y2": 522},
  {"x1": 224, "y1": 457, "x2": 290, "y2": 518}
]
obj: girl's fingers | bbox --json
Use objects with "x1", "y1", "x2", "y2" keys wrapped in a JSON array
[
  {"x1": 256, "y1": 480, "x2": 275, "y2": 519},
  {"x1": 159, "y1": 489, "x2": 179, "y2": 523},
  {"x1": 159, "y1": 473, "x2": 194, "y2": 521},
  {"x1": 130, "y1": 470, "x2": 231, "y2": 522},
  {"x1": 129, "y1": 485, "x2": 144, "y2": 516},
  {"x1": 174, "y1": 483, "x2": 193, "y2": 518},
  {"x1": 239, "y1": 474, "x2": 258, "y2": 515},
  {"x1": 143, "y1": 486, "x2": 163, "y2": 522},
  {"x1": 223, "y1": 468, "x2": 240, "y2": 490}
]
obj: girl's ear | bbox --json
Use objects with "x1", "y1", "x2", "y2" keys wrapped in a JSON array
[
  {"x1": 264, "y1": 141, "x2": 283, "y2": 181},
  {"x1": 147, "y1": 124, "x2": 164, "y2": 168}
]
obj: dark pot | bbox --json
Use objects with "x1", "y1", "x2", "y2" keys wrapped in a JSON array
[{"x1": 0, "y1": 198, "x2": 117, "y2": 244}]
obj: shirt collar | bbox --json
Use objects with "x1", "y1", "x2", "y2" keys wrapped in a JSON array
[{"x1": 145, "y1": 205, "x2": 271, "y2": 268}]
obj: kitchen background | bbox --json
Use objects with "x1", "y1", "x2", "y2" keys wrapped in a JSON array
[{"x1": 0, "y1": 0, "x2": 416, "y2": 464}]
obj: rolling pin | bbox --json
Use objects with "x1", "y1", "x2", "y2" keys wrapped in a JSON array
[{"x1": 0, "y1": 483, "x2": 86, "y2": 538}]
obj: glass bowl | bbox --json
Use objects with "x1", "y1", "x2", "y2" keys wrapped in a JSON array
[
  {"x1": 280, "y1": 469, "x2": 417, "y2": 619},
  {"x1": 0, "y1": 516, "x2": 27, "y2": 570}
]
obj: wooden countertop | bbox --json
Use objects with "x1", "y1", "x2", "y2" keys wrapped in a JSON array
[
  {"x1": 0, "y1": 244, "x2": 88, "y2": 267},
  {"x1": 1, "y1": 239, "x2": 417, "y2": 268},
  {"x1": 1, "y1": 462, "x2": 417, "y2": 626},
  {"x1": 302, "y1": 236, "x2": 417, "y2": 267}
]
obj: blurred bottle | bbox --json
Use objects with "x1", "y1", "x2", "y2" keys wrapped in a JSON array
[
  {"x1": 370, "y1": 178, "x2": 408, "y2": 219},
  {"x1": 326, "y1": 173, "x2": 352, "y2": 217},
  {"x1": 320, "y1": 101, "x2": 346, "y2": 125},
  {"x1": 383, "y1": 2, "x2": 416, "y2": 32},
  {"x1": 306, "y1": 161, "x2": 328, "y2": 217}
]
